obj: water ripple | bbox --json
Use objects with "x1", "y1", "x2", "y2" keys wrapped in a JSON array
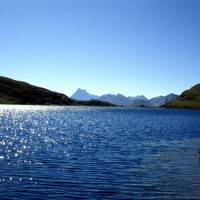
[{"x1": 0, "y1": 106, "x2": 200, "y2": 199}]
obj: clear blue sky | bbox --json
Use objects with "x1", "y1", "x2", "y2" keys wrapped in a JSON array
[{"x1": 0, "y1": 0, "x2": 200, "y2": 98}]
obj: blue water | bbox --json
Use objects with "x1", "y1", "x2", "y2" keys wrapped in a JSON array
[{"x1": 0, "y1": 106, "x2": 200, "y2": 199}]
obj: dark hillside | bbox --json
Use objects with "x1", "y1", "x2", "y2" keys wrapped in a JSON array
[{"x1": 0, "y1": 76, "x2": 115, "y2": 107}]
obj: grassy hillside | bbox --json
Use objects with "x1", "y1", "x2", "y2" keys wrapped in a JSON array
[
  {"x1": 166, "y1": 84, "x2": 200, "y2": 109},
  {"x1": 0, "y1": 76, "x2": 115, "y2": 106}
]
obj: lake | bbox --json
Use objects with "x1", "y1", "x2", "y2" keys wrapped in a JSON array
[{"x1": 0, "y1": 106, "x2": 200, "y2": 199}]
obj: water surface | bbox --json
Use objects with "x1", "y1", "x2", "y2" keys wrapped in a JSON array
[{"x1": 0, "y1": 106, "x2": 200, "y2": 199}]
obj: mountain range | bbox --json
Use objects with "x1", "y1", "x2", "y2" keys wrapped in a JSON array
[
  {"x1": 71, "y1": 88, "x2": 177, "y2": 107},
  {"x1": 0, "y1": 76, "x2": 199, "y2": 109}
]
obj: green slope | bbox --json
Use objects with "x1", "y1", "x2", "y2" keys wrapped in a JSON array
[{"x1": 166, "y1": 84, "x2": 200, "y2": 109}]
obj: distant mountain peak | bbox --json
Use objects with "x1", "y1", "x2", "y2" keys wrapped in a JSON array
[
  {"x1": 116, "y1": 93, "x2": 125, "y2": 97},
  {"x1": 129, "y1": 95, "x2": 148, "y2": 101},
  {"x1": 71, "y1": 88, "x2": 99, "y2": 101},
  {"x1": 149, "y1": 93, "x2": 177, "y2": 107},
  {"x1": 166, "y1": 93, "x2": 176, "y2": 97},
  {"x1": 77, "y1": 88, "x2": 87, "y2": 92}
]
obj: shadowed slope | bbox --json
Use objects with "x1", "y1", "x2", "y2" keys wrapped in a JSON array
[{"x1": 0, "y1": 76, "x2": 115, "y2": 107}]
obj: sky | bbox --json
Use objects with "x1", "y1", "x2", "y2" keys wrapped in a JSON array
[{"x1": 0, "y1": 0, "x2": 200, "y2": 98}]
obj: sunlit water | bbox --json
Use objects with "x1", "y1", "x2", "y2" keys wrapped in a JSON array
[{"x1": 0, "y1": 105, "x2": 200, "y2": 199}]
